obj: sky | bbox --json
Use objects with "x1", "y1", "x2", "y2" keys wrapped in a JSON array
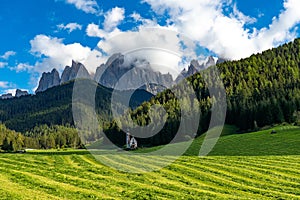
[{"x1": 0, "y1": 0, "x2": 300, "y2": 95}]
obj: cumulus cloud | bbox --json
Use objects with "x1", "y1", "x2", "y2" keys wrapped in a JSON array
[
  {"x1": 65, "y1": 0, "x2": 100, "y2": 14},
  {"x1": 87, "y1": 8, "x2": 204, "y2": 77},
  {"x1": 102, "y1": 28, "x2": 183, "y2": 75},
  {"x1": 0, "y1": 81, "x2": 15, "y2": 89},
  {"x1": 231, "y1": 4, "x2": 257, "y2": 25},
  {"x1": 130, "y1": 12, "x2": 158, "y2": 27},
  {"x1": 11, "y1": 34, "x2": 107, "y2": 90},
  {"x1": 85, "y1": 6, "x2": 191, "y2": 77},
  {"x1": 143, "y1": 0, "x2": 300, "y2": 60},
  {"x1": 85, "y1": 7, "x2": 198, "y2": 77},
  {"x1": 86, "y1": 23, "x2": 106, "y2": 38},
  {"x1": 254, "y1": 0, "x2": 300, "y2": 50},
  {"x1": 28, "y1": 34, "x2": 105, "y2": 74},
  {"x1": 103, "y1": 7, "x2": 125, "y2": 31},
  {"x1": 87, "y1": 24, "x2": 191, "y2": 77},
  {"x1": 86, "y1": 7, "x2": 125, "y2": 39},
  {"x1": 57, "y1": 22, "x2": 82, "y2": 33},
  {"x1": 1, "y1": 51, "x2": 16, "y2": 60},
  {"x1": 12, "y1": 63, "x2": 34, "y2": 72},
  {"x1": 130, "y1": 12, "x2": 142, "y2": 22},
  {"x1": 86, "y1": 23, "x2": 121, "y2": 38},
  {"x1": 10, "y1": 34, "x2": 109, "y2": 92},
  {"x1": 0, "y1": 62, "x2": 7, "y2": 68}
]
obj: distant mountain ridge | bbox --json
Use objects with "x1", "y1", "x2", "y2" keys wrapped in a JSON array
[
  {"x1": 0, "y1": 89, "x2": 29, "y2": 100},
  {"x1": 94, "y1": 53, "x2": 174, "y2": 94},
  {"x1": 175, "y1": 56, "x2": 218, "y2": 82},
  {"x1": 35, "y1": 54, "x2": 221, "y2": 94},
  {"x1": 36, "y1": 61, "x2": 90, "y2": 93}
]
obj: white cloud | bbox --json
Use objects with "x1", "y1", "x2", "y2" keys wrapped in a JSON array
[
  {"x1": 85, "y1": 6, "x2": 187, "y2": 76},
  {"x1": 88, "y1": 24, "x2": 189, "y2": 77},
  {"x1": 57, "y1": 23, "x2": 82, "y2": 33},
  {"x1": 130, "y1": 12, "x2": 142, "y2": 22},
  {"x1": 65, "y1": 0, "x2": 100, "y2": 14},
  {"x1": 11, "y1": 34, "x2": 108, "y2": 90},
  {"x1": 143, "y1": 0, "x2": 300, "y2": 60},
  {"x1": 13, "y1": 63, "x2": 33, "y2": 72},
  {"x1": 86, "y1": 7, "x2": 126, "y2": 38},
  {"x1": 4, "y1": 89, "x2": 16, "y2": 96},
  {"x1": 0, "y1": 81, "x2": 9, "y2": 88},
  {"x1": 231, "y1": 4, "x2": 257, "y2": 25},
  {"x1": 103, "y1": 7, "x2": 125, "y2": 31},
  {"x1": 86, "y1": 9, "x2": 195, "y2": 77},
  {"x1": 0, "y1": 62, "x2": 7, "y2": 68},
  {"x1": 0, "y1": 81, "x2": 15, "y2": 89},
  {"x1": 254, "y1": 0, "x2": 300, "y2": 50},
  {"x1": 0, "y1": 51, "x2": 16, "y2": 60},
  {"x1": 28, "y1": 34, "x2": 105, "y2": 74},
  {"x1": 130, "y1": 12, "x2": 158, "y2": 27},
  {"x1": 86, "y1": 23, "x2": 108, "y2": 38},
  {"x1": 86, "y1": 7, "x2": 125, "y2": 39}
]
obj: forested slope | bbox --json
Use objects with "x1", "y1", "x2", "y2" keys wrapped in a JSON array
[
  {"x1": 0, "y1": 79, "x2": 152, "y2": 133},
  {"x1": 104, "y1": 38, "x2": 300, "y2": 147}
]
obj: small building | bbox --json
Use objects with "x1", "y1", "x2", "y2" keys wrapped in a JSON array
[{"x1": 126, "y1": 132, "x2": 138, "y2": 150}]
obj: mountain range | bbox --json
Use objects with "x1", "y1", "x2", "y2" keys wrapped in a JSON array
[
  {"x1": 0, "y1": 89, "x2": 28, "y2": 100},
  {"x1": 35, "y1": 54, "x2": 221, "y2": 94}
]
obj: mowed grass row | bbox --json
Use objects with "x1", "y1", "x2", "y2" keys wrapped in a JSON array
[
  {"x1": 0, "y1": 125, "x2": 299, "y2": 199},
  {"x1": 0, "y1": 152, "x2": 299, "y2": 199}
]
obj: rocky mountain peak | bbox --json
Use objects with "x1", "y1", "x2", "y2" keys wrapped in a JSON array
[
  {"x1": 94, "y1": 54, "x2": 174, "y2": 94},
  {"x1": 206, "y1": 56, "x2": 216, "y2": 67},
  {"x1": 106, "y1": 53, "x2": 124, "y2": 68},
  {"x1": 35, "y1": 68, "x2": 60, "y2": 93},
  {"x1": 190, "y1": 59, "x2": 201, "y2": 70},
  {"x1": 15, "y1": 89, "x2": 29, "y2": 98},
  {"x1": 35, "y1": 61, "x2": 92, "y2": 94},
  {"x1": 216, "y1": 58, "x2": 227, "y2": 64},
  {"x1": 175, "y1": 56, "x2": 218, "y2": 83},
  {"x1": 60, "y1": 60, "x2": 90, "y2": 84},
  {"x1": 0, "y1": 93, "x2": 13, "y2": 100}
]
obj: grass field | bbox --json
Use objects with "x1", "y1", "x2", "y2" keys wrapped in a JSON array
[{"x1": 0, "y1": 125, "x2": 299, "y2": 199}]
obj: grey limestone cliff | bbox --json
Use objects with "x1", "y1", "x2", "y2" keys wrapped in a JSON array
[
  {"x1": 35, "y1": 68, "x2": 60, "y2": 93},
  {"x1": 60, "y1": 60, "x2": 90, "y2": 84}
]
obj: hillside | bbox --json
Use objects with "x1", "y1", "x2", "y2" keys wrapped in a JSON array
[
  {"x1": 104, "y1": 38, "x2": 300, "y2": 147},
  {"x1": 0, "y1": 79, "x2": 153, "y2": 133},
  {"x1": 133, "y1": 124, "x2": 300, "y2": 156}
]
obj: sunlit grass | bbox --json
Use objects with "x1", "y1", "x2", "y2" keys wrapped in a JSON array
[{"x1": 0, "y1": 125, "x2": 299, "y2": 199}]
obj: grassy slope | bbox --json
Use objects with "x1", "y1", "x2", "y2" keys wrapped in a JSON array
[
  {"x1": 186, "y1": 125, "x2": 300, "y2": 156},
  {"x1": 137, "y1": 125, "x2": 300, "y2": 156},
  {"x1": 0, "y1": 126, "x2": 299, "y2": 199},
  {"x1": 209, "y1": 125, "x2": 300, "y2": 156}
]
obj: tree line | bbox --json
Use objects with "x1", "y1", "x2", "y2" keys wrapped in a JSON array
[{"x1": 0, "y1": 123, "x2": 84, "y2": 152}]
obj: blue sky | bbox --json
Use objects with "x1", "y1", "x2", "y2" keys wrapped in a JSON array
[{"x1": 0, "y1": 0, "x2": 299, "y2": 95}]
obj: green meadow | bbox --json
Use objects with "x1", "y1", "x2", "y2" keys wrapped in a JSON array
[{"x1": 0, "y1": 125, "x2": 299, "y2": 199}]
